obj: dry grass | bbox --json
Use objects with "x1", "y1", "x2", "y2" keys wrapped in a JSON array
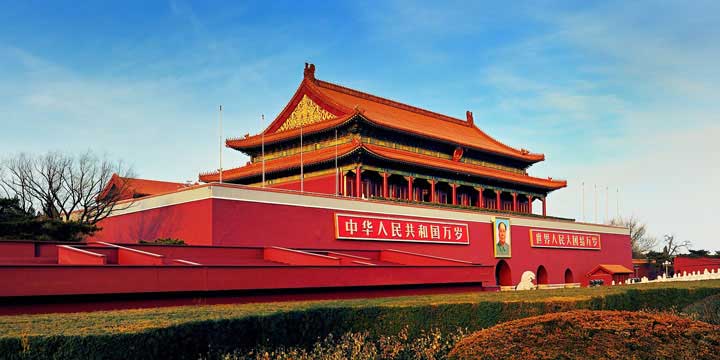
[{"x1": 1, "y1": 280, "x2": 719, "y2": 339}]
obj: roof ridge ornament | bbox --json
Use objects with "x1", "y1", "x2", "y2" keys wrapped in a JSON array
[
  {"x1": 304, "y1": 63, "x2": 316, "y2": 80},
  {"x1": 466, "y1": 111, "x2": 474, "y2": 126}
]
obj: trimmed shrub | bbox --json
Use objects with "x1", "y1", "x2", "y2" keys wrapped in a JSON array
[
  {"x1": 448, "y1": 310, "x2": 720, "y2": 360},
  {"x1": 684, "y1": 293, "x2": 720, "y2": 325},
  {"x1": 2, "y1": 284, "x2": 720, "y2": 359},
  {"x1": 138, "y1": 238, "x2": 186, "y2": 245},
  {"x1": 215, "y1": 326, "x2": 469, "y2": 360}
]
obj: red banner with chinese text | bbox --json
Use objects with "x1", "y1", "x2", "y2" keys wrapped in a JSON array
[
  {"x1": 335, "y1": 214, "x2": 470, "y2": 244},
  {"x1": 529, "y1": 229, "x2": 601, "y2": 250}
]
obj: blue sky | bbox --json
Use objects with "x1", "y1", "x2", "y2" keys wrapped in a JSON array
[{"x1": 1, "y1": 1, "x2": 718, "y2": 250}]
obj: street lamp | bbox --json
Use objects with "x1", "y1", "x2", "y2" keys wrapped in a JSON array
[{"x1": 663, "y1": 260, "x2": 672, "y2": 277}]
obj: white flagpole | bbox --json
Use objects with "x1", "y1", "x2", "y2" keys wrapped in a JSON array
[
  {"x1": 605, "y1": 186, "x2": 609, "y2": 223},
  {"x1": 300, "y1": 125, "x2": 304, "y2": 192},
  {"x1": 616, "y1": 187, "x2": 620, "y2": 219},
  {"x1": 594, "y1": 184, "x2": 598, "y2": 223},
  {"x1": 335, "y1": 129, "x2": 338, "y2": 195},
  {"x1": 261, "y1": 114, "x2": 266, "y2": 187},
  {"x1": 581, "y1": 182, "x2": 585, "y2": 221},
  {"x1": 219, "y1": 105, "x2": 223, "y2": 183}
]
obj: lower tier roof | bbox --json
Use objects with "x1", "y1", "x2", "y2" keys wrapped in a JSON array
[{"x1": 200, "y1": 140, "x2": 566, "y2": 191}]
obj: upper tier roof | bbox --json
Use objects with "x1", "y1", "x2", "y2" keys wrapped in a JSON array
[{"x1": 226, "y1": 64, "x2": 545, "y2": 163}]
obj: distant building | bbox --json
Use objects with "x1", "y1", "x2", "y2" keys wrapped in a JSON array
[
  {"x1": 674, "y1": 256, "x2": 720, "y2": 275},
  {"x1": 99, "y1": 174, "x2": 187, "y2": 201}
]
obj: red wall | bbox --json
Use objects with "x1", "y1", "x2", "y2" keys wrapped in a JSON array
[
  {"x1": 674, "y1": 256, "x2": 720, "y2": 274},
  {"x1": 95, "y1": 196, "x2": 632, "y2": 287},
  {"x1": 92, "y1": 199, "x2": 213, "y2": 245},
  {"x1": 213, "y1": 199, "x2": 631, "y2": 286}
]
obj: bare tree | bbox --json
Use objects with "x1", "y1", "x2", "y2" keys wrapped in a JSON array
[
  {"x1": 0, "y1": 151, "x2": 134, "y2": 225},
  {"x1": 609, "y1": 216, "x2": 657, "y2": 257},
  {"x1": 662, "y1": 234, "x2": 691, "y2": 257}
]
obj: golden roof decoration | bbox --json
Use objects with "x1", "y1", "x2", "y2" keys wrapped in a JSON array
[{"x1": 276, "y1": 94, "x2": 335, "y2": 132}]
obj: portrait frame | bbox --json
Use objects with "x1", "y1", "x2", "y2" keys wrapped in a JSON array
[{"x1": 492, "y1": 217, "x2": 511, "y2": 258}]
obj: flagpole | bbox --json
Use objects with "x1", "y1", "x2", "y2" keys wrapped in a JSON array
[
  {"x1": 300, "y1": 125, "x2": 304, "y2": 192},
  {"x1": 335, "y1": 129, "x2": 338, "y2": 195},
  {"x1": 605, "y1": 186, "x2": 609, "y2": 223},
  {"x1": 261, "y1": 114, "x2": 265, "y2": 187},
  {"x1": 581, "y1": 182, "x2": 585, "y2": 222},
  {"x1": 594, "y1": 184, "x2": 597, "y2": 223},
  {"x1": 219, "y1": 105, "x2": 223, "y2": 183}
]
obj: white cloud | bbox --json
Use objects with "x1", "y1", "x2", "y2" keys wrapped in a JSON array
[
  {"x1": 474, "y1": 4, "x2": 720, "y2": 250},
  {"x1": 0, "y1": 45, "x2": 227, "y2": 183},
  {"x1": 549, "y1": 123, "x2": 719, "y2": 248}
]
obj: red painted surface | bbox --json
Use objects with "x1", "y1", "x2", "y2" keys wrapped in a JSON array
[
  {"x1": 0, "y1": 185, "x2": 631, "y2": 303},
  {"x1": 263, "y1": 247, "x2": 340, "y2": 265},
  {"x1": 0, "y1": 264, "x2": 491, "y2": 297},
  {"x1": 111, "y1": 245, "x2": 165, "y2": 265},
  {"x1": 57, "y1": 246, "x2": 106, "y2": 265},
  {"x1": 91, "y1": 193, "x2": 631, "y2": 287},
  {"x1": 323, "y1": 251, "x2": 374, "y2": 265},
  {"x1": 0, "y1": 242, "x2": 34, "y2": 258},
  {"x1": 564, "y1": 268, "x2": 574, "y2": 283},
  {"x1": 93, "y1": 199, "x2": 213, "y2": 245},
  {"x1": 0, "y1": 241, "x2": 88, "y2": 265},
  {"x1": 495, "y1": 260, "x2": 511, "y2": 286},
  {"x1": 116, "y1": 245, "x2": 265, "y2": 265},
  {"x1": 586, "y1": 267, "x2": 630, "y2": 285},
  {"x1": 674, "y1": 256, "x2": 720, "y2": 274},
  {"x1": 587, "y1": 271, "x2": 612, "y2": 285},
  {"x1": 379, "y1": 249, "x2": 472, "y2": 266},
  {"x1": 537, "y1": 265, "x2": 548, "y2": 284},
  {"x1": 80, "y1": 247, "x2": 119, "y2": 264}
]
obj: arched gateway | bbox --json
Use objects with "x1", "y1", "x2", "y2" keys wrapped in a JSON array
[
  {"x1": 537, "y1": 265, "x2": 549, "y2": 285},
  {"x1": 496, "y1": 260, "x2": 512, "y2": 286},
  {"x1": 565, "y1": 268, "x2": 574, "y2": 283}
]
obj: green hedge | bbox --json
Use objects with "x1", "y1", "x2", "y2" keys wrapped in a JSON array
[{"x1": 2, "y1": 285, "x2": 720, "y2": 360}]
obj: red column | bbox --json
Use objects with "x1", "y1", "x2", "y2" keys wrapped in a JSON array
[
  {"x1": 542, "y1": 197, "x2": 547, "y2": 216},
  {"x1": 355, "y1": 165, "x2": 362, "y2": 198},
  {"x1": 476, "y1": 187, "x2": 484, "y2": 208},
  {"x1": 512, "y1": 192, "x2": 518, "y2": 212},
  {"x1": 406, "y1": 176, "x2": 414, "y2": 201},
  {"x1": 382, "y1": 172, "x2": 388, "y2": 198},
  {"x1": 430, "y1": 180, "x2": 436, "y2": 203},
  {"x1": 451, "y1": 184, "x2": 457, "y2": 205},
  {"x1": 528, "y1": 195, "x2": 533, "y2": 214},
  {"x1": 496, "y1": 190, "x2": 501, "y2": 210},
  {"x1": 337, "y1": 170, "x2": 343, "y2": 195},
  {"x1": 342, "y1": 173, "x2": 347, "y2": 196}
]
